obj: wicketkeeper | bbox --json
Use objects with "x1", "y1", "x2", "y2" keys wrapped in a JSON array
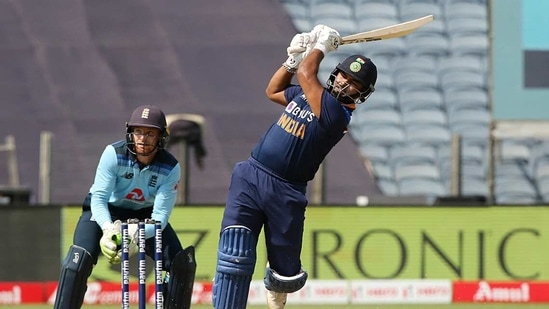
[{"x1": 53, "y1": 105, "x2": 196, "y2": 309}]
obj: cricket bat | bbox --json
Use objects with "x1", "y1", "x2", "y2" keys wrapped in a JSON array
[{"x1": 340, "y1": 15, "x2": 435, "y2": 45}]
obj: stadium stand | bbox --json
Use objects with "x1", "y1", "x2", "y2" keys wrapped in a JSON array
[
  {"x1": 0, "y1": 0, "x2": 382, "y2": 205},
  {"x1": 7, "y1": 0, "x2": 544, "y2": 205},
  {"x1": 280, "y1": 0, "x2": 531, "y2": 203}
]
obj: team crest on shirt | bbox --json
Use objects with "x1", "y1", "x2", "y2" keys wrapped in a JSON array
[{"x1": 148, "y1": 175, "x2": 158, "y2": 187}]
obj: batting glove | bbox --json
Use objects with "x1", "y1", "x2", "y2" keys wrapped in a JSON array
[
  {"x1": 313, "y1": 26, "x2": 341, "y2": 55},
  {"x1": 287, "y1": 32, "x2": 313, "y2": 55},
  {"x1": 283, "y1": 32, "x2": 315, "y2": 73}
]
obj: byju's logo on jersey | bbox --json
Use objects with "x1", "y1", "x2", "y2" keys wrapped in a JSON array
[
  {"x1": 285, "y1": 102, "x2": 297, "y2": 112},
  {"x1": 285, "y1": 101, "x2": 315, "y2": 122},
  {"x1": 277, "y1": 100, "x2": 316, "y2": 139}
]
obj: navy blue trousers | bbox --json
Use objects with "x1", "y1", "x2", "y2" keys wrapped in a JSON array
[{"x1": 220, "y1": 158, "x2": 308, "y2": 276}]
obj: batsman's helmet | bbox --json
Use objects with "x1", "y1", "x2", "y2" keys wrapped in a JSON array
[
  {"x1": 327, "y1": 54, "x2": 377, "y2": 104},
  {"x1": 126, "y1": 105, "x2": 170, "y2": 152}
]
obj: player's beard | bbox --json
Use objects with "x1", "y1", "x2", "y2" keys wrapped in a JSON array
[{"x1": 332, "y1": 83, "x2": 355, "y2": 104}]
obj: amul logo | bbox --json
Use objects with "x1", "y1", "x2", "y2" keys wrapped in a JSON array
[{"x1": 473, "y1": 281, "x2": 530, "y2": 302}]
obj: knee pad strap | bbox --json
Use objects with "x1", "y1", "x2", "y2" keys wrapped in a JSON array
[{"x1": 264, "y1": 266, "x2": 308, "y2": 293}]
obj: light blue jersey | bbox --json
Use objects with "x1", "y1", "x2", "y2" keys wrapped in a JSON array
[{"x1": 90, "y1": 140, "x2": 180, "y2": 238}]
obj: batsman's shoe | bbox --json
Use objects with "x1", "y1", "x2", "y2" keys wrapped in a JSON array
[{"x1": 266, "y1": 290, "x2": 287, "y2": 309}]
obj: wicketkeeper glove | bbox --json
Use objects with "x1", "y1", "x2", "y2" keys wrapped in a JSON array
[
  {"x1": 100, "y1": 220, "x2": 122, "y2": 264},
  {"x1": 112, "y1": 222, "x2": 140, "y2": 264}
]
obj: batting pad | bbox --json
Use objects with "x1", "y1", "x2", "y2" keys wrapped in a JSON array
[{"x1": 212, "y1": 226, "x2": 257, "y2": 309}]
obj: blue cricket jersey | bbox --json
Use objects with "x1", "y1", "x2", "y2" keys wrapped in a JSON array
[
  {"x1": 251, "y1": 85, "x2": 353, "y2": 183},
  {"x1": 89, "y1": 140, "x2": 180, "y2": 238}
]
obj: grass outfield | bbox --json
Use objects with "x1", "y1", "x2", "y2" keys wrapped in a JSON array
[{"x1": 3, "y1": 305, "x2": 549, "y2": 308}]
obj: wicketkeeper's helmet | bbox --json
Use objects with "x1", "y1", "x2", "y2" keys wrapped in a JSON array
[{"x1": 125, "y1": 105, "x2": 170, "y2": 152}]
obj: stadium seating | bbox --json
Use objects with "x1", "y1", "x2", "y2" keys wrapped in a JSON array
[
  {"x1": 377, "y1": 179, "x2": 399, "y2": 195},
  {"x1": 371, "y1": 162, "x2": 393, "y2": 181},
  {"x1": 461, "y1": 178, "x2": 489, "y2": 196},
  {"x1": 389, "y1": 143, "x2": 438, "y2": 167},
  {"x1": 398, "y1": 89, "x2": 444, "y2": 112},
  {"x1": 282, "y1": 1, "x2": 309, "y2": 19},
  {"x1": 438, "y1": 55, "x2": 486, "y2": 78},
  {"x1": 399, "y1": 2, "x2": 442, "y2": 21},
  {"x1": 361, "y1": 88, "x2": 399, "y2": 110},
  {"x1": 410, "y1": 18, "x2": 446, "y2": 37},
  {"x1": 398, "y1": 178, "x2": 448, "y2": 197},
  {"x1": 279, "y1": 0, "x2": 542, "y2": 204},
  {"x1": 406, "y1": 125, "x2": 452, "y2": 146},
  {"x1": 443, "y1": 1, "x2": 488, "y2": 20},
  {"x1": 494, "y1": 177, "x2": 538, "y2": 204},
  {"x1": 392, "y1": 56, "x2": 438, "y2": 75},
  {"x1": 439, "y1": 71, "x2": 486, "y2": 92},
  {"x1": 354, "y1": 1, "x2": 399, "y2": 20},
  {"x1": 310, "y1": 2, "x2": 354, "y2": 20},
  {"x1": 405, "y1": 34, "x2": 450, "y2": 59},
  {"x1": 359, "y1": 143, "x2": 388, "y2": 164},
  {"x1": 394, "y1": 163, "x2": 441, "y2": 182},
  {"x1": 312, "y1": 17, "x2": 358, "y2": 36},
  {"x1": 355, "y1": 124, "x2": 407, "y2": 145},
  {"x1": 444, "y1": 88, "x2": 489, "y2": 112},
  {"x1": 446, "y1": 17, "x2": 488, "y2": 37},
  {"x1": 449, "y1": 35, "x2": 489, "y2": 57},
  {"x1": 394, "y1": 70, "x2": 440, "y2": 92},
  {"x1": 402, "y1": 109, "x2": 448, "y2": 129},
  {"x1": 359, "y1": 36, "x2": 407, "y2": 59}
]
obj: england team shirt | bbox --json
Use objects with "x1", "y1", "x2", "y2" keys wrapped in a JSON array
[{"x1": 90, "y1": 140, "x2": 180, "y2": 238}]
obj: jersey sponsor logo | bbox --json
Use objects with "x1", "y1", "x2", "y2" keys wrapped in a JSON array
[
  {"x1": 285, "y1": 101, "x2": 315, "y2": 122},
  {"x1": 125, "y1": 188, "x2": 146, "y2": 202},
  {"x1": 278, "y1": 100, "x2": 315, "y2": 139}
]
